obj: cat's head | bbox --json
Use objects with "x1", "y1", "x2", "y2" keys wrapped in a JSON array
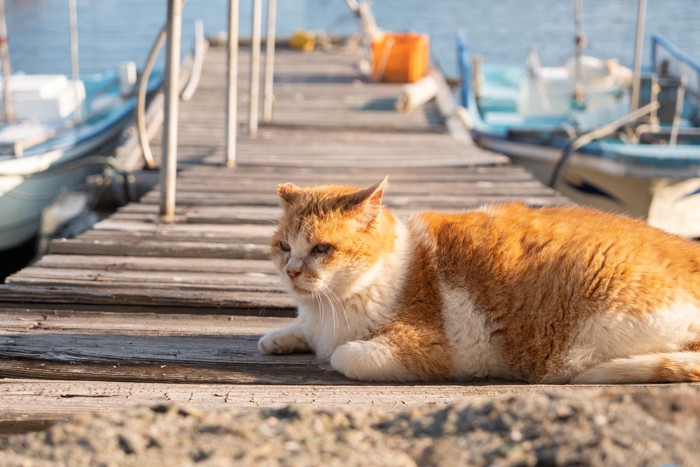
[{"x1": 270, "y1": 178, "x2": 396, "y2": 300}]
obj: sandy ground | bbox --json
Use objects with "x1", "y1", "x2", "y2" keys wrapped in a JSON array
[{"x1": 2, "y1": 386, "x2": 699, "y2": 466}]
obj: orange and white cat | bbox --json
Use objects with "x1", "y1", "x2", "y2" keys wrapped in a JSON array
[{"x1": 258, "y1": 178, "x2": 700, "y2": 383}]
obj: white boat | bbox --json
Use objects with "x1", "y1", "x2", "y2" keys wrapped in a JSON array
[
  {"x1": 458, "y1": 32, "x2": 700, "y2": 238},
  {"x1": 0, "y1": 0, "x2": 164, "y2": 252},
  {"x1": 0, "y1": 69, "x2": 163, "y2": 251}
]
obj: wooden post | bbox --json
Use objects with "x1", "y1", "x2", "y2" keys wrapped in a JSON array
[
  {"x1": 263, "y1": 0, "x2": 276, "y2": 123},
  {"x1": 160, "y1": 0, "x2": 183, "y2": 220},
  {"x1": 248, "y1": 0, "x2": 262, "y2": 137},
  {"x1": 225, "y1": 0, "x2": 239, "y2": 167}
]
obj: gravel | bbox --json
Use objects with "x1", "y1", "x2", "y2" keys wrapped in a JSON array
[{"x1": 2, "y1": 387, "x2": 699, "y2": 466}]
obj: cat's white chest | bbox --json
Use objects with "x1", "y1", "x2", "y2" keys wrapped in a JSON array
[
  {"x1": 440, "y1": 284, "x2": 509, "y2": 378},
  {"x1": 297, "y1": 221, "x2": 411, "y2": 361},
  {"x1": 298, "y1": 295, "x2": 377, "y2": 361}
]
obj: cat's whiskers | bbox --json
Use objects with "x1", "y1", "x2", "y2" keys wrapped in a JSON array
[
  {"x1": 318, "y1": 285, "x2": 339, "y2": 336},
  {"x1": 323, "y1": 285, "x2": 349, "y2": 329},
  {"x1": 311, "y1": 288, "x2": 326, "y2": 333}
]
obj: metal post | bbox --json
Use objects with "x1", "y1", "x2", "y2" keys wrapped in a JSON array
[
  {"x1": 68, "y1": 0, "x2": 81, "y2": 123},
  {"x1": 137, "y1": 26, "x2": 167, "y2": 170},
  {"x1": 263, "y1": 0, "x2": 276, "y2": 123},
  {"x1": 630, "y1": 0, "x2": 647, "y2": 112},
  {"x1": 573, "y1": 0, "x2": 584, "y2": 107},
  {"x1": 226, "y1": 0, "x2": 239, "y2": 167},
  {"x1": 0, "y1": 0, "x2": 14, "y2": 123},
  {"x1": 248, "y1": 0, "x2": 262, "y2": 137},
  {"x1": 160, "y1": 0, "x2": 183, "y2": 220},
  {"x1": 669, "y1": 78, "x2": 686, "y2": 146}
]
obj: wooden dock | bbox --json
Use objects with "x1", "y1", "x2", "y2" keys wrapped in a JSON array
[{"x1": 0, "y1": 42, "x2": 598, "y2": 431}]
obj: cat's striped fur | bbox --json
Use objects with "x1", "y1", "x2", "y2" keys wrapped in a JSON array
[{"x1": 258, "y1": 178, "x2": 700, "y2": 383}]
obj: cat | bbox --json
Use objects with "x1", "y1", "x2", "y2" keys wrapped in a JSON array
[{"x1": 258, "y1": 177, "x2": 700, "y2": 383}]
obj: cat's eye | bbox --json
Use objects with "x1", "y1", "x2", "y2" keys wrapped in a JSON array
[
  {"x1": 279, "y1": 241, "x2": 291, "y2": 252},
  {"x1": 312, "y1": 244, "x2": 331, "y2": 254}
]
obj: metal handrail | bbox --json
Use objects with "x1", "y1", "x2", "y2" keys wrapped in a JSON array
[
  {"x1": 136, "y1": 25, "x2": 167, "y2": 169},
  {"x1": 548, "y1": 101, "x2": 660, "y2": 188},
  {"x1": 180, "y1": 19, "x2": 205, "y2": 102},
  {"x1": 137, "y1": 3, "x2": 208, "y2": 170}
]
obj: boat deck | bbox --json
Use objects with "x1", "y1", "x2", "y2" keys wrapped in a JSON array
[{"x1": 0, "y1": 42, "x2": 644, "y2": 433}]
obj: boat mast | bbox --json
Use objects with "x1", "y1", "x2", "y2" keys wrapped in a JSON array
[
  {"x1": 630, "y1": 0, "x2": 646, "y2": 112},
  {"x1": 0, "y1": 0, "x2": 14, "y2": 123},
  {"x1": 69, "y1": 0, "x2": 81, "y2": 123},
  {"x1": 573, "y1": 0, "x2": 585, "y2": 108}
]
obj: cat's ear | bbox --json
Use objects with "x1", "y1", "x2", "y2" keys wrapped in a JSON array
[
  {"x1": 352, "y1": 176, "x2": 388, "y2": 227},
  {"x1": 277, "y1": 183, "x2": 301, "y2": 206}
]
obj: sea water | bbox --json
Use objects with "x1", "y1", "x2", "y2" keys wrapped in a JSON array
[{"x1": 6, "y1": 0, "x2": 700, "y2": 78}]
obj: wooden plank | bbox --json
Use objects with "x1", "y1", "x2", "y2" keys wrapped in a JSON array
[
  {"x1": 0, "y1": 360, "x2": 341, "y2": 386},
  {"x1": 0, "y1": 309, "x2": 288, "y2": 334},
  {"x1": 135, "y1": 193, "x2": 568, "y2": 209},
  {"x1": 144, "y1": 181, "x2": 550, "y2": 197},
  {"x1": 133, "y1": 159, "x2": 561, "y2": 190},
  {"x1": 1, "y1": 377, "x2": 695, "y2": 430},
  {"x1": 48, "y1": 238, "x2": 270, "y2": 259},
  {"x1": 0, "y1": 332, "x2": 309, "y2": 368},
  {"x1": 112, "y1": 205, "x2": 541, "y2": 226},
  {"x1": 31, "y1": 255, "x2": 277, "y2": 274},
  {"x1": 0, "y1": 312, "x2": 334, "y2": 385},
  {"x1": 7, "y1": 379, "x2": 656, "y2": 427},
  {"x1": 0, "y1": 284, "x2": 295, "y2": 311},
  {"x1": 137, "y1": 189, "x2": 559, "y2": 203},
  {"x1": 91, "y1": 220, "x2": 276, "y2": 234},
  {"x1": 161, "y1": 169, "x2": 540, "y2": 185},
  {"x1": 182, "y1": 162, "x2": 531, "y2": 175},
  {"x1": 114, "y1": 207, "x2": 279, "y2": 225},
  {"x1": 8, "y1": 267, "x2": 282, "y2": 290}
]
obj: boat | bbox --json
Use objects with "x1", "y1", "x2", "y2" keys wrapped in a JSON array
[
  {"x1": 457, "y1": 32, "x2": 700, "y2": 238},
  {"x1": 0, "y1": 69, "x2": 164, "y2": 251},
  {"x1": 0, "y1": 0, "x2": 165, "y2": 252}
]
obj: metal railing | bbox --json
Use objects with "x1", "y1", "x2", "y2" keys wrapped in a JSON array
[
  {"x1": 548, "y1": 101, "x2": 660, "y2": 188},
  {"x1": 155, "y1": 0, "x2": 278, "y2": 220}
]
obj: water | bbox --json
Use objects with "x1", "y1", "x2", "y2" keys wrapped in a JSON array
[{"x1": 6, "y1": 0, "x2": 700, "y2": 79}]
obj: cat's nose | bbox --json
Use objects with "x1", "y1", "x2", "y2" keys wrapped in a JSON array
[{"x1": 286, "y1": 267, "x2": 302, "y2": 279}]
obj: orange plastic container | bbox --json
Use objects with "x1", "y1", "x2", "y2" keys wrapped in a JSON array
[{"x1": 371, "y1": 33, "x2": 429, "y2": 83}]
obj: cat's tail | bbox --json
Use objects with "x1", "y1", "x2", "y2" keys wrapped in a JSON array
[{"x1": 571, "y1": 352, "x2": 700, "y2": 384}]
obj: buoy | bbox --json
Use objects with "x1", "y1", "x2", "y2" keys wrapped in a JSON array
[{"x1": 290, "y1": 30, "x2": 315, "y2": 52}]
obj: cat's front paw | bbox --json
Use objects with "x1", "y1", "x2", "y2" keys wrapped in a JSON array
[
  {"x1": 330, "y1": 339, "x2": 416, "y2": 381},
  {"x1": 258, "y1": 327, "x2": 310, "y2": 355}
]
